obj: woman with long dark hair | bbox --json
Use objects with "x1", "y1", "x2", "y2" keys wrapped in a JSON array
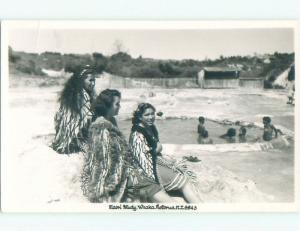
[
  {"x1": 52, "y1": 65, "x2": 97, "y2": 154},
  {"x1": 81, "y1": 89, "x2": 175, "y2": 203},
  {"x1": 129, "y1": 103, "x2": 201, "y2": 203}
]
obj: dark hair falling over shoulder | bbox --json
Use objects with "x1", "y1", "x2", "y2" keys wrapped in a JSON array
[
  {"x1": 58, "y1": 66, "x2": 96, "y2": 114},
  {"x1": 58, "y1": 74, "x2": 85, "y2": 114},
  {"x1": 131, "y1": 102, "x2": 159, "y2": 151}
]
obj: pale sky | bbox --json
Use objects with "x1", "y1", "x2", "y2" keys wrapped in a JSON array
[{"x1": 8, "y1": 28, "x2": 294, "y2": 60}]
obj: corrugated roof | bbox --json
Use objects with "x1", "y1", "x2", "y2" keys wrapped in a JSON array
[
  {"x1": 202, "y1": 67, "x2": 239, "y2": 72},
  {"x1": 239, "y1": 77, "x2": 264, "y2": 80}
]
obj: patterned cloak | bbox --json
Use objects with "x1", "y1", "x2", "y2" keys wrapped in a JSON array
[
  {"x1": 129, "y1": 125, "x2": 198, "y2": 191},
  {"x1": 52, "y1": 89, "x2": 93, "y2": 154},
  {"x1": 129, "y1": 125, "x2": 159, "y2": 182},
  {"x1": 81, "y1": 117, "x2": 134, "y2": 203}
]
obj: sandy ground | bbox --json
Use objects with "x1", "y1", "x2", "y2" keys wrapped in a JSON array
[{"x1": 2, "y1": 77, "x2": 295, "y2": 211}]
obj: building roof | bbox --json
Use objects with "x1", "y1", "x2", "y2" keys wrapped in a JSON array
[
  {"x1": 239, "y1": 76, "x2": 264, "y2": 80},
  {"x1": 202, "y1": 67, "x2": 239, "y2": 72}
]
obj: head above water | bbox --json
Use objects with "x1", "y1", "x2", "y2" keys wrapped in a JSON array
[
  {"x1": 92, "y1": 89, "x2": 121, "y2": 119},
  {"x1": 132, "y1": 103, "x2": 156, "y2": 127},
  {"x1": 263, "y1": 116, "x2": 271, "y2": 125},
  {"x1": 198, "y1": 116, "x2": 205, "y2": 124},
  {"x1": 226, "y1": 128, "x2": 236, "y2": 138}
]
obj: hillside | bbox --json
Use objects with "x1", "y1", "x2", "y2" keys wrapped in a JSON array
[{"x1": 9, "y1": 47, "x2": 294, "y2": 86}]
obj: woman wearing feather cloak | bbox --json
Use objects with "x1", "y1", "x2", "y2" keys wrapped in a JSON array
[
  {"x1": 81, "y1": 89, "x2": 176, "y2": 203},
  {"x1": 52, "y1": 65, "x2": 97, "y2": 154}
]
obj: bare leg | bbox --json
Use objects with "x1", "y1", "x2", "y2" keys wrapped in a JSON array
[
  {"x1": 151, "y1": 190, "x2": 176, "y2": 203},
  {"x1": 180, "y1": 182, "x2": 201, "y2": 203}
]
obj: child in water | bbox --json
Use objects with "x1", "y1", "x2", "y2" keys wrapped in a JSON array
[
  {"x1": 197, "y1": 116, "x2": 213, "y2": 144},
  {"x1": 238, "y1": 126, "x2": 247, "y2": 143},
  {"x1": 197, "y1": 116, "x2": 206, "y2": 135},
  {"x1": 262, "y1": 116, "x2": 281, "y2": 141},
  {"x1": 220, "y1": 128, "x2": 236, "y2": 143}
]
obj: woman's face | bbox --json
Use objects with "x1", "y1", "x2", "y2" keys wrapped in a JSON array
[
  {"x1": 140, "y1": 107, "x2": 155, "y2": 127},
  {"x1": 83, "y1": 74, "x2": 96, "y2": 93},
  {"x1": 107, "y1": 96, "x2": 121, "y2": 117}
]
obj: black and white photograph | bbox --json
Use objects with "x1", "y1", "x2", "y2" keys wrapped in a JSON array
[{"x1": 1, "y1": 21, "x2": 299, "y2": 212}]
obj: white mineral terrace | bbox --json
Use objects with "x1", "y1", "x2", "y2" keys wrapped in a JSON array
[{"x1": 3, "y1": 80, "x2": 295, "y2": 211}]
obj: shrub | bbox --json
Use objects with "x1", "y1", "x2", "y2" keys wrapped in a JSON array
[
  {"x1": 288, "y1": 65, "x2": 295, "y2": 81},
  {"x1": 136, "y1": 66, "x2": 163, "y2": 78},
  {"x1": 264, "y1": 80, "x2": 273, "y2": 89}
]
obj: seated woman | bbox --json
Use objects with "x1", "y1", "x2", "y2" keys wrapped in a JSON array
[
  {"x1": 129, "y1": 103, "x2": 201, "y2": 203},
  {"x1": 220, "y1": 128, "x2": 236, "y2": 143},
  {"x1": 52, "y1": 65, "x2": 97, "y2": 154},
  {"x1": 81, "y1": 90, "x2": 176, "y2": 203}
]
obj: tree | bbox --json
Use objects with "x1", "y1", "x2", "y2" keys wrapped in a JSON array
[
  {"x1": 8, "y1": 46, "x2": 20, "y2": 63},
  {"x1": 158, "y1": 62, "x2": 181, "y2": 77},
  {"x1": 92, "y1": 52, "x2": 107, "y2": 73},
  {"x1": 110, "y1": 52, "x2": 132, "y2": 62},
  {"x1": 288, "y1": 65, "x2": 295, "y2": 81},
  {"x1": 112, "y1": 39, "x2": 128, "y2": 54}
]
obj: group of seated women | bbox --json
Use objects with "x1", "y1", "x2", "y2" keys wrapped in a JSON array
[
  {"x1": 52, "y1": 66, "x2": 287, "y2": 203},
  {"x1": 52, "y1": 66, "x2": 201, "y2": 203}
]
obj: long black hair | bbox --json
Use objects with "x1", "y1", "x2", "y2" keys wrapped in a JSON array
[
  {"x1": 58, "y1": 66, "x2": 96, "y2": 114},
  {"x1": 131, "y1": 103, "x2": 159, "y2": 147}
]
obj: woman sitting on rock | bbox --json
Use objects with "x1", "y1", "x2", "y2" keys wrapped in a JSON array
[
  {"x1": 52, "y1": 65, "x2": 97, "y2": 154},
  {"x1": 81, "y1": 90, "x2": 177, "y2": 203},
  {"x1": 129, "y1": 103, "x2": 201, "y2": 203}
]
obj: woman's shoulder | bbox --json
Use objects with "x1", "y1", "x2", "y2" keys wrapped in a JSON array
[
  {"x1": 130, "y1": 129, "x2": 143, "y2": 138},
  {"x1": 130, "y1": 129, "x2": 147, "y2": 143},
  {"x1": 90, "y1": 117, "x2": 114, "y2": 133}
]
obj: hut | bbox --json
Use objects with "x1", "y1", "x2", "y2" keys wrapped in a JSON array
[
  {"x1": 239, "y1": 77, "x2": 264, "y2": 89},
  {"x1": 197, "y1": 67, "x2": 240, "y2": 89}
]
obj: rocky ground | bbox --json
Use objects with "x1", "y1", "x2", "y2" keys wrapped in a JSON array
[{"x1": 2, "y1": 76, "x2": 295, "y2": 211}]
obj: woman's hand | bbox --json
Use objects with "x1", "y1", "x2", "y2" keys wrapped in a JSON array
[{"x1": 156, "y1": 142, "x2": 163, "y2": 153}]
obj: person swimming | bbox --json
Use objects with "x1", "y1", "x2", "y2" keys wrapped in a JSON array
[
  {"x1": 238, "y1": 126, "x2": 247, "y2": 143},
  {"x1": 220, "y1": 128, "x2": 236, "y2": 143},
  {"x1": 262, "y1": 116, "x2": 280, "y2": 141},
  {"x1": 197, "y1": 116, "x2": 206, "y2": 135}
]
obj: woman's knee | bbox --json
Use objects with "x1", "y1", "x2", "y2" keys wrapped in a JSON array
[
  {"x1": 151, "y1": 190, "x2": 174, "y2": 203},
  {"x1": 180, "y1": 180, "x2": 195, "y2": 193}
]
